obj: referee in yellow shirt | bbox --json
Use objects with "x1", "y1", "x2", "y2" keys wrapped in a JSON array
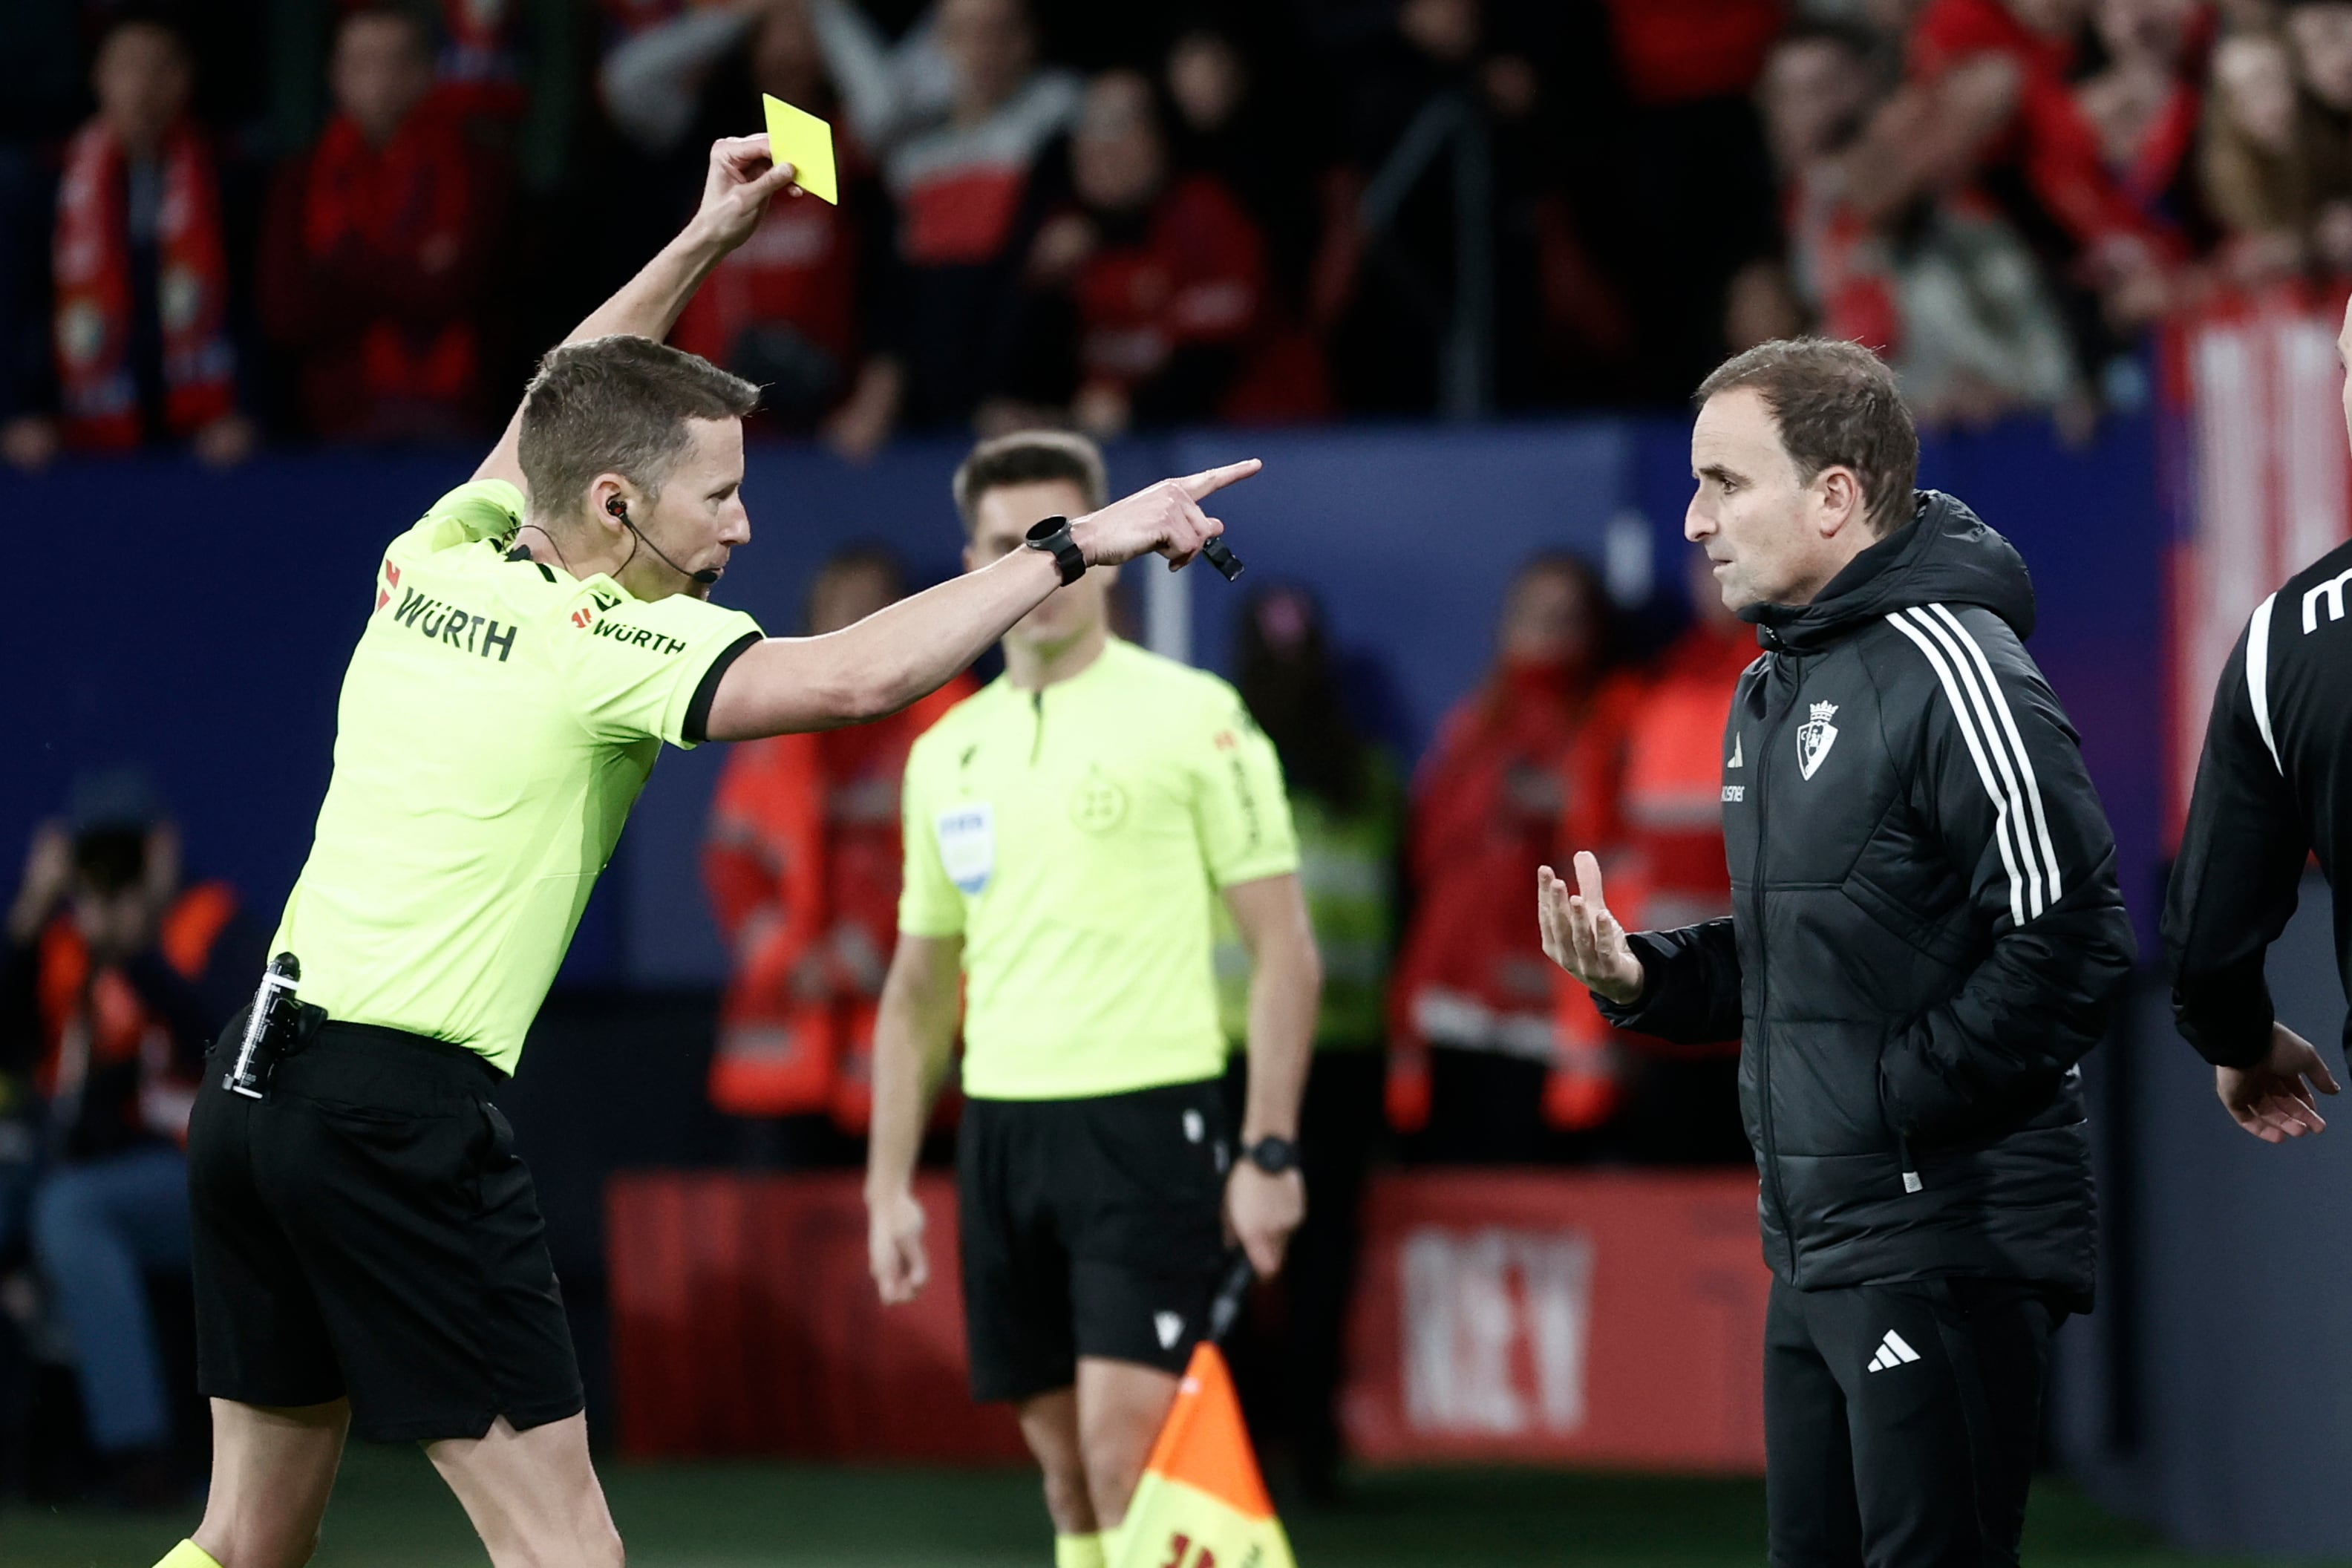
[
  {"x1": 155, "y1": 142, "x2": 1260, "y2": 1568},
  {"x1": 866, "y1": 431, "x2": 1322, "y2": 1568}
]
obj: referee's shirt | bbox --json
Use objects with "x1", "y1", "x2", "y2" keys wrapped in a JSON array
[
  {"x1": 898, "y1": 636, "x2": 1299, "y2": 1100},
  {"x1": 2166, "y1": 535, "x2": 2352, "y2": 1066},
  {"x1": 275, "y1": 480, "x2": 762, "y2": 1072}
]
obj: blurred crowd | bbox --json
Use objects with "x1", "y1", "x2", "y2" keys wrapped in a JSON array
[{"x1": 11, "y1": 0, "x2": 2352, "y2": 471}]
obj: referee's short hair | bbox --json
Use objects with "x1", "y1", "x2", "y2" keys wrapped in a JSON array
[
  {"x1": 1694, "y1": 337, "x2": 1918, "y2": 538},
  {"x1": 517, "y1": 335, "x2": 760, "y2": 519},
  {"x1": 953, "y1": 430, "x2": 1108, "y2": 536}
]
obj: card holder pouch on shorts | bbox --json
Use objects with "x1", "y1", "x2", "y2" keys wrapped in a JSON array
[{"x1": 480, "y1": 1102, "x2": 518, "y2": 1164}]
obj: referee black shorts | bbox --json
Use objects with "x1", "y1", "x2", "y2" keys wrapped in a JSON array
[
  {"x1": 188, "y1": 1015, "x2": 584, "y2": 1443},
  {"x1": 958, "y1": 1077, "x2": 1231, "y2": 1405}
]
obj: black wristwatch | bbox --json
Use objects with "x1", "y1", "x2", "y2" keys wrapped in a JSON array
[
  {"x1": 1241, "y1": 1135, "x2": 1298, "y2": 1175},
  {"x1": 1024, "y1": 514, "x2": 1086, "y2": 586}
]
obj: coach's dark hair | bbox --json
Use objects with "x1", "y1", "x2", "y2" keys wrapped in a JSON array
[
  {"x1": 517, "y1": 336, "x2": 760, "y2": 520},
  {"x1": 1694, "y1": 337, "x2": 1918, "y2": 537},
  {"x1": 952, "y1": 430, "x2": 1108, "y2": 536}
]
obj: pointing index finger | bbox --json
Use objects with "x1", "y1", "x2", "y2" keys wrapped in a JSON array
[{"x1": 1176, "y1": 457, "x2": 1263, "y2": 501}]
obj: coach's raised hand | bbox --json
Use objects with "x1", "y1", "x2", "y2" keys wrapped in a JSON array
[
  {"x1": 690, "y1": 134, "x2": 803, "y2": 252},
  {"x1": 1537, "y1": 852, "x2": 1645, "y2": 1006},
  {"x1": 1071, "y1": 459, "x2": 1261, "y2": 572}
]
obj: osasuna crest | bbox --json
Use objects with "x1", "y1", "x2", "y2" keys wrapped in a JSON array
[{"x1": 1797, "y1": 699, "x2": 1840, "y2": 780}]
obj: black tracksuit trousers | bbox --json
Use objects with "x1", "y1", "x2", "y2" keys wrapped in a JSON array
[{"x1": 1765, "y1": 1275, "x2": 2066, "y2": 1568}]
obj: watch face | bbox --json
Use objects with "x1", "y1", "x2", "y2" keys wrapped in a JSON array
[
  {"x1": 1250, "y1": 1137, "x2": 1296, "y2": 1173},
  {"x1": 1025, "y1": 515, "x2": 1069, "y2": 542}
]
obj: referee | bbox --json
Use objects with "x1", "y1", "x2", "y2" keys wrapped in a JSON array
[
  {"x1": 158, "y1": 141, "x2": 1259, "y2": 1568},
  {"x1": 2163, "y1": 304, "x2": 2352, "y2": 1141},
  {"x1": 866, "y1": 431, "x2": 1322, "y2": 1568}
]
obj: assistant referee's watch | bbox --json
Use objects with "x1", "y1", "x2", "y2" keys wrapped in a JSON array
[
  {"x1": 1241, "y1": 1135, "x2": 1299, "y2": 1175},
  {"x1": 1024, "y1": 514, "x2": 1086, "y2": 586}
]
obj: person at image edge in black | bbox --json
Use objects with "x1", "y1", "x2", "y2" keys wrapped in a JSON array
[{"x1": 2163, "y1": 300, "x2": 2352, "y2": 1147}]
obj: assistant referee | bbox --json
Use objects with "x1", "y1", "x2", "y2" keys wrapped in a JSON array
[
  {"x1": 866, "y1": 431, "x2": 1322, "y2": 1568},
  {"x1": 157, "y1": 140, "x2": 1259, "y2": 1568}
]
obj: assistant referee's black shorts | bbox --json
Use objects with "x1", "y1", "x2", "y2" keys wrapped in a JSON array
[
  {"x1": 958, "y1": 1077, "x2": 1231, "y2": 1404},
  {"x1": 188, "y1": 1015, "x2": 584, "y2": 1443}
]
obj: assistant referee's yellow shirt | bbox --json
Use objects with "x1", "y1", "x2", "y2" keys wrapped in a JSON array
[
  {"x1": 272, "y1": 480, "x2": 761, "y2": 1074},
  {"x1": 898, "y1": 638, "x2": 1298, "y2": 1101}
]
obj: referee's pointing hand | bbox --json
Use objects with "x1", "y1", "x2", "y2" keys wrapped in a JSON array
[{"x1": 1071, "y1": 459, "x2": 1261, "y2": 572}]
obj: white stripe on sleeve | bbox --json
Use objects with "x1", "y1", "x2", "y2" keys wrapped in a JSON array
[
  {"x1": 2247, "y1": 591, "x2": 2284, "y2": 774},
  {"x1": 1907, "y1": 607, "x2": 2045, "y2": 919},
  {"x1": 1885, "y1": 612, "x2": 2028, "y2": 927},
  {"x1": 1926, "y1": 604, "x2": 2065, "y2": 907}
]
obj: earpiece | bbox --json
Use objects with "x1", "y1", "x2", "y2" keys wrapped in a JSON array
[{"x1": 607, "y1": 492, "x2": 719, "y2": 586}]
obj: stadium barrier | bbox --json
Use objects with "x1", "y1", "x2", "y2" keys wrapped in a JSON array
[
  {"x1": 606, "y1": 1170, "x2": 1027, "y2": 1462},
  {"x1": 1342, "y1": 1169, "x2": 1765, "y2": 1471},
  {"x1": 607, "y1": 1168, "x2": 1767, "y2": 1470}
]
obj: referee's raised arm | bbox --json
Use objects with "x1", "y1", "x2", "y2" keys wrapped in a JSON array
[
  {"x1": 474, "y1": 135, "x2": 802, "y2": 492},
  {"x1": 698, "y1": 459, "x2": 1262, "y2": 740}
]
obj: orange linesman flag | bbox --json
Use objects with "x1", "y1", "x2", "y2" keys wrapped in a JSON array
[{"x1": 1113, "y1": 1342, "x2": 1296, "y2": 1568}]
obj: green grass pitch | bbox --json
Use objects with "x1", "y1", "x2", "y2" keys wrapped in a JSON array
[{"x1": 0, "y1": 1448, "x2": 2281, "y2": 1567}]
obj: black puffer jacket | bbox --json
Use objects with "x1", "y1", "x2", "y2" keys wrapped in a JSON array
[{"x1": 1600, "y1": 492, "x2": 2134, "y2": 1305}]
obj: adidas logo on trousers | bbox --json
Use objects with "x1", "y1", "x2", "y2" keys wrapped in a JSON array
[{"x1": 1866, "y1": 1330, "x2": 1921, "y2": 1372}]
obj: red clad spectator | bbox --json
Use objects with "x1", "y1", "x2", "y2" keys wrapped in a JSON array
[
  {"x1": 1020, "y1": 70, "x2": 1273, "y2": 437},
  {"x1": 1773, "y1": 15, "x2": 2090, "y2": 422},
  {"x1": 1552, "y1": 553, "x2": 1752, "y2": 1154},
  {"x1": 1895, "y1": 0, "x2": 2178, "y2": 277},
  {"x1": 1389, "y1": 554, "x2": 1613, "y2": 1158},
  {"x1": 1602, "y1": 0, "x2": 1787, "y2": 105},
  {"x1": 621, "y1": 0, "x2": 869, "y2": 423},
  {"x1": 703, "y1": 549, "x2": 974, "y2": 1152},
  {"x1": 2075, "y1": 0, "x2": 2213, "y2": 231},
  {"x1": 1750, "y1": 22, "x2": 1901, "y2": 353},
  {"x1": 2284, "y1": 0, "x2": 2352, "y2": 275},
  {"x1": 260, "y1": 4, "x2": 508, "y2": 442},
  {"x1": 823, "y1": 0, "x2": 1080, "y2": 456},
  {"x1": 7, "y1": 16, "x2": 255, "y2": 470}
]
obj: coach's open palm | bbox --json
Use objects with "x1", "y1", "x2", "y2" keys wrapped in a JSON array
[
  {"x1": 868, "y1": 1187, "x2": 930, "y2": 1305},
  {"x1": 1536, "y1": 852, "x2": 1645, "y2": 1007}
]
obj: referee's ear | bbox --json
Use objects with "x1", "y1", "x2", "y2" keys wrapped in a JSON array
[{"x1": 588, "y1": 474, "x2": 639, "y2": 538}]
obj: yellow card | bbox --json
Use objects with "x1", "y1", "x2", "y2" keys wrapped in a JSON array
[{"x1": 762, "y1": 94, "x2": 837, "y2": 205}]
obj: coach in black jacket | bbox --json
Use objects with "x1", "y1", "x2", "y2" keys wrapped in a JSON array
[{"x1": 1541, "y1": 339, "x2": 2135, "y2": 1568}]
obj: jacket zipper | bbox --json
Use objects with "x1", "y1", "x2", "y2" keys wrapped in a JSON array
[
  {"x1": 1754, "y1": 644, "x2": 1798, "y2": 1284},
  {"x1": 1030, "y1": 690, "x2": 1045, "y2": 767}
]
